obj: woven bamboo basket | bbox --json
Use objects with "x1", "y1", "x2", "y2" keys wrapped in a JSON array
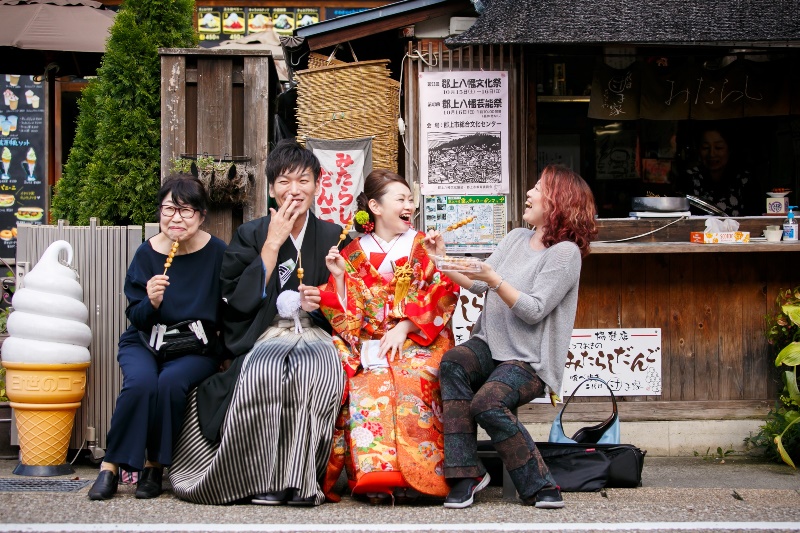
[
  {"x1": 307, "y1": 52, "x2": 347, "y2": 70},
  {"x1": 296, "y1": 59, "x2": 400, "y2": 172}
]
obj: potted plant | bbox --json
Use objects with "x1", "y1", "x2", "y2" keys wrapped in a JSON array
[
  {"x1": 749, "y1": 287, "x2": 800, "y2": 468},
  {"x1": 171, "y1": 156, "x2": 254, "y2": 204}
]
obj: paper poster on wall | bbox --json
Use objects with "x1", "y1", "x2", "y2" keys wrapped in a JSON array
[
  {"x1": 564, "y1": 329, "x2": 662, "y2": 397},
  {"x1": 419, "y1": 71, "x2": 509, "y2": 195},
  {"x1": 1, "y1": 73, "x2": 46, "y2": 260},
  {"x1": 307, "y1": 136, "x2": 372, "y2": 227},
  {"x1": 423, "y1": 195, "x2": 506, "y2": 253}
]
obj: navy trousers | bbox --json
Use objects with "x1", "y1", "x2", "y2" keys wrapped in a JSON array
[{"x1": 104, "y1": 335, "x2": 218, "y2": 472}]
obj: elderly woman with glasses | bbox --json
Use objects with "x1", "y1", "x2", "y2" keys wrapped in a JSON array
[{"x1": 88, "y1": 174, "x2": 227, "y2": 501}]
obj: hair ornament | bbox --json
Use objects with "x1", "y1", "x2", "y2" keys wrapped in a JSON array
[{"x1": 354, "y1": 210, "x2": 371, "y2": 225}]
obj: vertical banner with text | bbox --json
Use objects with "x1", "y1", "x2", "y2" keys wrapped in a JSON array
[{"x1": 308, "y1": 137, "x2": 373, "y2": 227}]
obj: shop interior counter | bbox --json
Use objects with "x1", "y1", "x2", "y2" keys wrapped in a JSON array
[{"x1": 592, "y1": 216, "x2": 800, "y2": 253}]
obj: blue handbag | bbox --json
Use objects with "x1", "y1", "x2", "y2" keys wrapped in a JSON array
[{"x1": 548, "y1": 377, "x2": 620, "y2": 445}]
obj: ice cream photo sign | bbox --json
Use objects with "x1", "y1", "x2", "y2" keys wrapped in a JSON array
[
  {"x1": 0, "y1": 72, "x2": 47, "y2": 260},
  {"x1": 1, "y1": 240, "x2": 92, "y2": 476}
]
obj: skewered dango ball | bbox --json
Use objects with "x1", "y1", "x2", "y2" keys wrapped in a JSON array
[
  {"x1": 337, "y1": 220, "x2": 353, "y2": 248},
  {"x1": 163, "y1": 241, "x2": 180, "y2": 274},
  {"x1": 446, "y1": 216, "x2": 475, "y2": 232}
]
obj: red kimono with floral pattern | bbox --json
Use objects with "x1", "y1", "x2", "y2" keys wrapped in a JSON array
[{"x1": 319, "y1": 232, "x2": 458, "y2": 499}]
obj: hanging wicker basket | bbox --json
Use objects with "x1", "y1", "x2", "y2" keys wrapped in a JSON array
[
  {"x1": 190, "y1": 161, "x2": 255, "y2": 205},
  {"x1": 296, "y1": 49, "x2": 400, "y2": 173}
]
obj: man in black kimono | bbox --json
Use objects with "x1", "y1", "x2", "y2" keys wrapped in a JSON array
[{"x1": 169, "y1": 140, "x2": 347, "y2": 506}]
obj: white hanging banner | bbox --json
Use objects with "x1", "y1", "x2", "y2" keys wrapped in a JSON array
[
  {"x1": 418, "y1": 71, "x2": 510, "y2": 195},
  {"x1": 307, "y1": 136, "x2": 373, "y2": 227}
]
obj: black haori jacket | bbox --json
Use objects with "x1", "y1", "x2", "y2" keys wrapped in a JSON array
[{"x1": 196, "y1": 212, "x2": 347, "y2": 441}]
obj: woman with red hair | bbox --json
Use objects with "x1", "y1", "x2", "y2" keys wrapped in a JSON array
[{"x1": 426, "y1": 164, "x2": 597, "y2": 509}]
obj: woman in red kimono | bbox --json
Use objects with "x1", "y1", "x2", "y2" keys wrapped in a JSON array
[{"x1": 319, "y1": 169, "x2": 458, "y2": 503}]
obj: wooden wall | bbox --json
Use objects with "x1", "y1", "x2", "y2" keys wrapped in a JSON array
[
  {"x1": 515, "y1": 250, "x2": 793, "y2": 424},
  {"x1": 160, "y1": 48, "x2": 278, "y2": 243}
]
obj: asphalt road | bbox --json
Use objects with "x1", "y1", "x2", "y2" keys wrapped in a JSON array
[{"x1": 1, "y1": 457, "x2": 799, "y2": 533}]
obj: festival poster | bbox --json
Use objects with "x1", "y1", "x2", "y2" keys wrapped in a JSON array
[
  {"x1": 1, "y1": 74, "x2": 47, "y2": 260},
  {"x1": 423, "y1": 195, "x2": 506, "y2": 253},
  {"x1": 419, "y1": 71, "x2": 510, "y2": 195}
]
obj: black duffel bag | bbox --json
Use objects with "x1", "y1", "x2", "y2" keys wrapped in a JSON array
[{"x1": 536, "y1": 441, "x2": 646, "y2": 492}]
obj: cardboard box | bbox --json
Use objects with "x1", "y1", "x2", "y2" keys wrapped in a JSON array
[
  {"x1": 690, "y1": 231, "x2": 750, "y2": 244},
  {"x1": 767, "y1": 197, "x2": 788, "y2": 215}
]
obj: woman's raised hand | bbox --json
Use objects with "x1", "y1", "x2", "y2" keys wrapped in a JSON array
[
  {"x1": 464, "y1": 261, "x2": 498, "y2": 283},
  {"x1": 424, "y1": 229, "x2": 446, "y2": 257},
  {"x1": 146, "y1": 274, "x2": 170, "y2": 309},
  {"x1": 325, "y1": 245, "x2": 346, "y2": 278}
]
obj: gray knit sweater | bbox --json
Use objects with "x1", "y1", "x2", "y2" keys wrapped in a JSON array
[{"x1": 469, "y1": 228, "x2": 583, "y2": 394}]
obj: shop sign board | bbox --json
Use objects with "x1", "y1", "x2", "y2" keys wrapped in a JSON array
[
  {"x1": 419, "y1": 70, "x2": 510, "y2": 196},
  {"x1": 197, "y1": 6, "x2": 320, "y2": 45},
  {"x1": 0, "y1": 74, "x2": 46, "y2": 260},
  {"x1": 453, "y1": 294, "x2": 662, "y2": 398}
]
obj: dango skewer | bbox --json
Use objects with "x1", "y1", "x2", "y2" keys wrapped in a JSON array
[
  {"x1": 163, "y1": 241, "x2": 179, "y2": 275},
  {"x1": 444, "y1": 216, "x2": 475, "y2": 232},
  {"x1": 296, "y1": 251, "x2": 304, "y2": 284},
  {"x1": 337, "y1": 219, "x2": 353, "y2": 249}
]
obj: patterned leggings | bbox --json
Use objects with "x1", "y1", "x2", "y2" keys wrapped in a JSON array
[{"x1": 440, "y1": 337, "x2": 556, "y2": 500}]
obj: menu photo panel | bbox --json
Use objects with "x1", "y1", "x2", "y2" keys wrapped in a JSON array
[
  {"x1": 1, "y1": 74, "x2": 47, "y2": 259},
  {"x1": 197, "y1": 7, "x2": 222, "y2": 44},
  {"x1": 271, "y1": 7, "x2": 295, "y2": 36},
  {"x1": 221, "y1": 7, "x2": 246, "y2": 38}
]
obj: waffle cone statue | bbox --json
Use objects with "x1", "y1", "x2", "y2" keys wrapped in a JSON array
[{"x1": 1, "y1": 240, "x2": 91, "y2": 476}]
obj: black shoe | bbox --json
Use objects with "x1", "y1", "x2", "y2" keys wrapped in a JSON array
[
  {"x1": 443, "y1": 474, "x2": 491, "y2": 509},
  {"x1": 251, "y1": 489, "x2": 289, "y2": 505},
  {"x1": 532, "y1": 485, "x2": 564, "y2": 509},
  {"x1": 135, "y1": 467, "x2": 164, "y2": 499},
  {"x1": 287, "y1": 489, "x2": 317, "y2": 507},
  {"x1": 88, "y1": 470, "x2": 118, "y2": 501}
]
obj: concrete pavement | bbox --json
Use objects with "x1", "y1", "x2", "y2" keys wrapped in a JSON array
[{"x1": 1, "y1": 456, "x2": 799, "y2": 533}]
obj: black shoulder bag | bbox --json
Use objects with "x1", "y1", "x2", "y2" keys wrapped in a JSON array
[{"x1": 139, "y1": 319, "x2": 217, "y2": 363}]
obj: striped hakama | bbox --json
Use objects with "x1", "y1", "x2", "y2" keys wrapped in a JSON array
[{"x1": 169, "y1": 319, "x2": 345, "y2": 505}]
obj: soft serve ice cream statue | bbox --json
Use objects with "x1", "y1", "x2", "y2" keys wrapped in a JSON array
[
  {"x1": 1, "y1": 240, "x2": 92, "y2": 475},
  {"x1": 3, "y1": 240, "x2": 91, "y2": 363}
]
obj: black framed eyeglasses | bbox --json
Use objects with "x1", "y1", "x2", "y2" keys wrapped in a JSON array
[{"x1": 160, "y1": 205, "x2": 197, "y2": 219}]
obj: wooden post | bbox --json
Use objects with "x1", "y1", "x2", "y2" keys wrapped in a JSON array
[{"x1": 159, "y1": 48, "x2": 277, "y2": 243}]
